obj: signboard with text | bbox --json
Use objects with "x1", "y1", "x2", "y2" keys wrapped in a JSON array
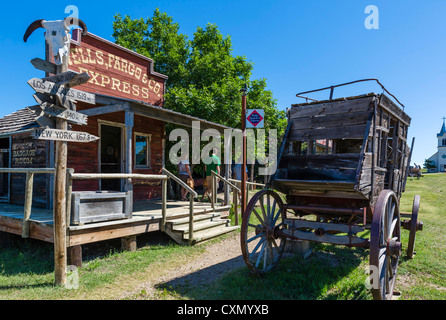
[
  {"x1": 246, "y1": 109, "x2": 264, "y2": 128},
  {"x1": 68, "y1": 30, "x2": 167, "y2": 106}
]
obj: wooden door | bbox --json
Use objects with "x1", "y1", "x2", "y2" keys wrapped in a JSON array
[{"x1": 100, "y1": 124, "x2": 122, "y2": 191}]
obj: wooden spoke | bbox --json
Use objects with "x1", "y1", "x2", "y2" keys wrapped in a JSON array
[
  {"x1": 407, "y1": 195, "x2": 421, "y2": 259},
  {"x1": 241, "y1": 190, "x2": 286, "y2": 274},
  {"x1": 370, "y1": 189, "x2": 401, "y2": 300}
]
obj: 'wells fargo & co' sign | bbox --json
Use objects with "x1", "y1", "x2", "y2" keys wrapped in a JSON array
[{"x1": 68, "y1": 30, "x2": 167, "y2": 106}]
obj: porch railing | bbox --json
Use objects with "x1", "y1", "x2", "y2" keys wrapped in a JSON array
[
  {"x1": 162, "y1": 168, "x2": 198, "y2": 244},
  {"x1": 68, "y1": 168, "x2": 199, "y2": 244},
  {"x1": 210, "y1": 170, "x2": 265, "y2": 225},
  {"x1": 0, "y1": 167, "x2": 55, "y2": 238}
]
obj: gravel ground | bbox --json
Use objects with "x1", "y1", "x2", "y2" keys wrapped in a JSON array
[{"x1": 120, "y1": 232, "x2": 246, "y2": 299}]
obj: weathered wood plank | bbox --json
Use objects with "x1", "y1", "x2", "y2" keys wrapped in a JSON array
[
  {"x1": 30, "y1": 58, "x2": 57, "y2": 74},
  {"x1": 39, "y1": 102, "x2": 88, "y2": 125},
  {"x1": 290, "y1": 96, "x2": 374, "y2": 119},
  {"x1": 33, "y1": 128, "x2": 99, "y2": 142},
  {"x1": 68, "y1": 220, "x2": 159, "y2": 246},
  {"x1": 281, "y1": 228, "x2": 369, "y2": 246},
  {"x1": 290, "y1": 110, "x2": 371, "y2": 130},
  {"x1": 284, "y1": 219, "x2": 364, "y2": 234},
  {"x1": 378, "y1": 94, "x2": 411, "y2": 126},
  {"x1": 27, "y1": 77, "x2": 96, "y2": 105},
  {"x1": 289, "y1": 124, "x2": 367, "y2": 140}
]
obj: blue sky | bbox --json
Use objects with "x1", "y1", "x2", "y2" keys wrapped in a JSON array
[{"x1": 0, "y1": 0, "x2": 445, "y2": 165}]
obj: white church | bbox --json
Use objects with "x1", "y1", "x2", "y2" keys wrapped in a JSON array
[{"x1": 427, "y1": 118, "x2": 446, "y2": 172}]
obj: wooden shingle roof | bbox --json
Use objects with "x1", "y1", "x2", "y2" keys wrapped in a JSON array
[{"x1": 0, "y1": 107, "x2": 39, "y2": 135}]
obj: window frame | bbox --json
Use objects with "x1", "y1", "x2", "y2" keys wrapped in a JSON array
[{"x1": 133, "y1": 132, "x2": 152, "y2": 169}]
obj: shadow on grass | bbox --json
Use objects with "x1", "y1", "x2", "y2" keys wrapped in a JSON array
[
  {"x1": 157, "y1": 243, "x2": 370, "y2": 300},
  {"x1": 0, "y1": 234, "x2": 54, "y2": 276},
  {"x1": 0, "y1": 231, "x2": 177, "y2": 280}
]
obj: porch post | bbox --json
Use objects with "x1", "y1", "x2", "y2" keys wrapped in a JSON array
[{"x1": 125, "y1": 110, "x2": 134, "y2": 212}]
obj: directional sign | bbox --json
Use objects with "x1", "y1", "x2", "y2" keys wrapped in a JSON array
[
  {"x1": 33, "y1": 92, "x2": 76, "y2": 111},
  {"x1": 27, "y1": 105, "x2": 56, "y2": 128},
  {"x1": 43, "y1": 71, "x2": 90, "y2": 87},
  {"x1": 33, "y1": 128, "x2": 99, "y2": 143},
  {"x1": 40, "y1": 102, "x2": 88, "y2": 125},
  {"x1": 246, "y1": 109, "x2": 264, "y2": 128},
  {"x1": 27, "y1": 77, "x2": 95, "y2": 105},
  {"x1": 30, "y1": 57, "x2": 57, "y2": 74}
]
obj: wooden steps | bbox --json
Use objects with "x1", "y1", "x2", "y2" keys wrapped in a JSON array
[{"x1": 164, "y1": 206, "x2": 239, "y2": 245}]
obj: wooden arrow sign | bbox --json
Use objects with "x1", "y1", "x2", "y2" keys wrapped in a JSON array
[
  {"x1": 26, "y1": 105, "x2": 56, "y2": 128},
  {"x1": 33, "y1": 128, "x2": 99, "y2": 143},
  {"x1": 40, "y1": 102, "x2": 88, "y2": 125},
  {"x1": 33, "y1": 92, "x2": 76, "y2": 111},
  {"x1": 27, "y1": 78, "x2": 95, "y2": 105},
  {"x1": 43, "y1": 71, "x2": 90, "y2": 87},
  {"x1": 30, "y1": 58, "x2": 57, "y2": 74}
]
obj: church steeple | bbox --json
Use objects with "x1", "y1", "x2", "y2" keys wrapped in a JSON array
[{"x1": 437, "y1": 117, "x2": 446, "y2": 137}]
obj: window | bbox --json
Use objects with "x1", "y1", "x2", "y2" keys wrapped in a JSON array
[
  {"x1": 442, "y1": 139, "x2": 446, "y2": 146},
  {"x1": 134, "y1": 133, "x2": 151, "y2": 168}
]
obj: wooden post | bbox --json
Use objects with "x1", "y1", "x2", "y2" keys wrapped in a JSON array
[
  {"x1": 210, "y1": 173, "x2": 215, "y2": 210},
  {"x1": 213, "y1": 174, "x2": 218, "y2": 206},
  {"x1": 233, "y1": 187, "x2": 238, "y2": 225},
  {"x1": 124, "y1": 110, "x2": 134, "y2": 212},
  {"x1": 66, "y1": 168, "x2": 74, "y2": 226},
  {"x1": 22, "y1": 172, "x2": 34, "y2": 238},
  {"x1": 121, "y1": 236, "x2": 137, "y2": 252},
  {"x1": 161, "y1": 178, "x2": 167, "y2": 232},
  {"x1": 241, "y1": 85, "x2": 247, "y2": 214},
  {"x1": 188, "y1": 196, "x2": 194, "y2": 245},
  {"x1": 67, "y1": 245, "x2": 82, "y2": 268},
  {"x1": 54, "y1": 117, "x2": 68, "y2": 286},
  {"x1": 53, "y1": 62, "x2": 68, "y2": 286}
]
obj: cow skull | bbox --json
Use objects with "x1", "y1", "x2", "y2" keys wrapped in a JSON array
[{"x1": 23, "y1": 18, "x2": 87, "y2": 66}]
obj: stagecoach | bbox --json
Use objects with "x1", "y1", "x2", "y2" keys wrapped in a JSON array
[{"x1": 240, "y1": 80, "x2": 423, "y2": 300}]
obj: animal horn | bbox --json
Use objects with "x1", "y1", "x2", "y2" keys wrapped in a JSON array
[
  {"x1": 23, "y1": 19, "x2": 45, "y2": 42},
  {"x1": 64, "y1": 17, "x2": 88, "y2": 35}
]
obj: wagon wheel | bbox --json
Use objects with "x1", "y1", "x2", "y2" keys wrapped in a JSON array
[
  {"x1": 370, "y1": 189, "x2": 402, "y2": 300},
  {"x1": 240, "y1": 189, "x2": 286, "y2": 274},
  {"x1": 407, "y1": 195, "x2": 421, "y2": 259}
]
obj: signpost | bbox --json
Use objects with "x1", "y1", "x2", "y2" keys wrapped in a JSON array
[{"x1": 27, "y1": 54, "x2": 96, "y2": 287}]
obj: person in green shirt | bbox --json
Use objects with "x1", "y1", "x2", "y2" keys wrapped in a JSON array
[{"x1": 203, "y1": 148, "x2": 220, "y2": 201}]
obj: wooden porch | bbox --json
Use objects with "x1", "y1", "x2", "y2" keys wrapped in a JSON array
[{"x1": 0, "y1": 198, "x2": 231, "y2": 247}]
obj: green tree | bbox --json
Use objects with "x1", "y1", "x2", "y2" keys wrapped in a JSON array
[{"x1": 112, "y1": 8, "x2": 286, "y2": 136}]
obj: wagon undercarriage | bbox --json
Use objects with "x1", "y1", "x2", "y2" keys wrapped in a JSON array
[{"x1": 240, "y1": 81, "x2": 423, "y2": 300}]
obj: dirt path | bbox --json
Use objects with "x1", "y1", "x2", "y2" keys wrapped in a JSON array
[{"x1": 120, "y1": 232, "x2": 246, "y2": 299}]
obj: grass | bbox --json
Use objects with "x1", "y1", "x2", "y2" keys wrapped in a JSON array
[
  {"x1": 0, "y1": 173, "x2": 445, "y2": 300},
  {"x1": 182, "y1": 173, "x2": 446, "y2": 300}
]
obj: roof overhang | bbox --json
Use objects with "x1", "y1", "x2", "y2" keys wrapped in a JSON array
[{"x1": 79, "y1": 93, "x2": 235, "y2": 133}]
